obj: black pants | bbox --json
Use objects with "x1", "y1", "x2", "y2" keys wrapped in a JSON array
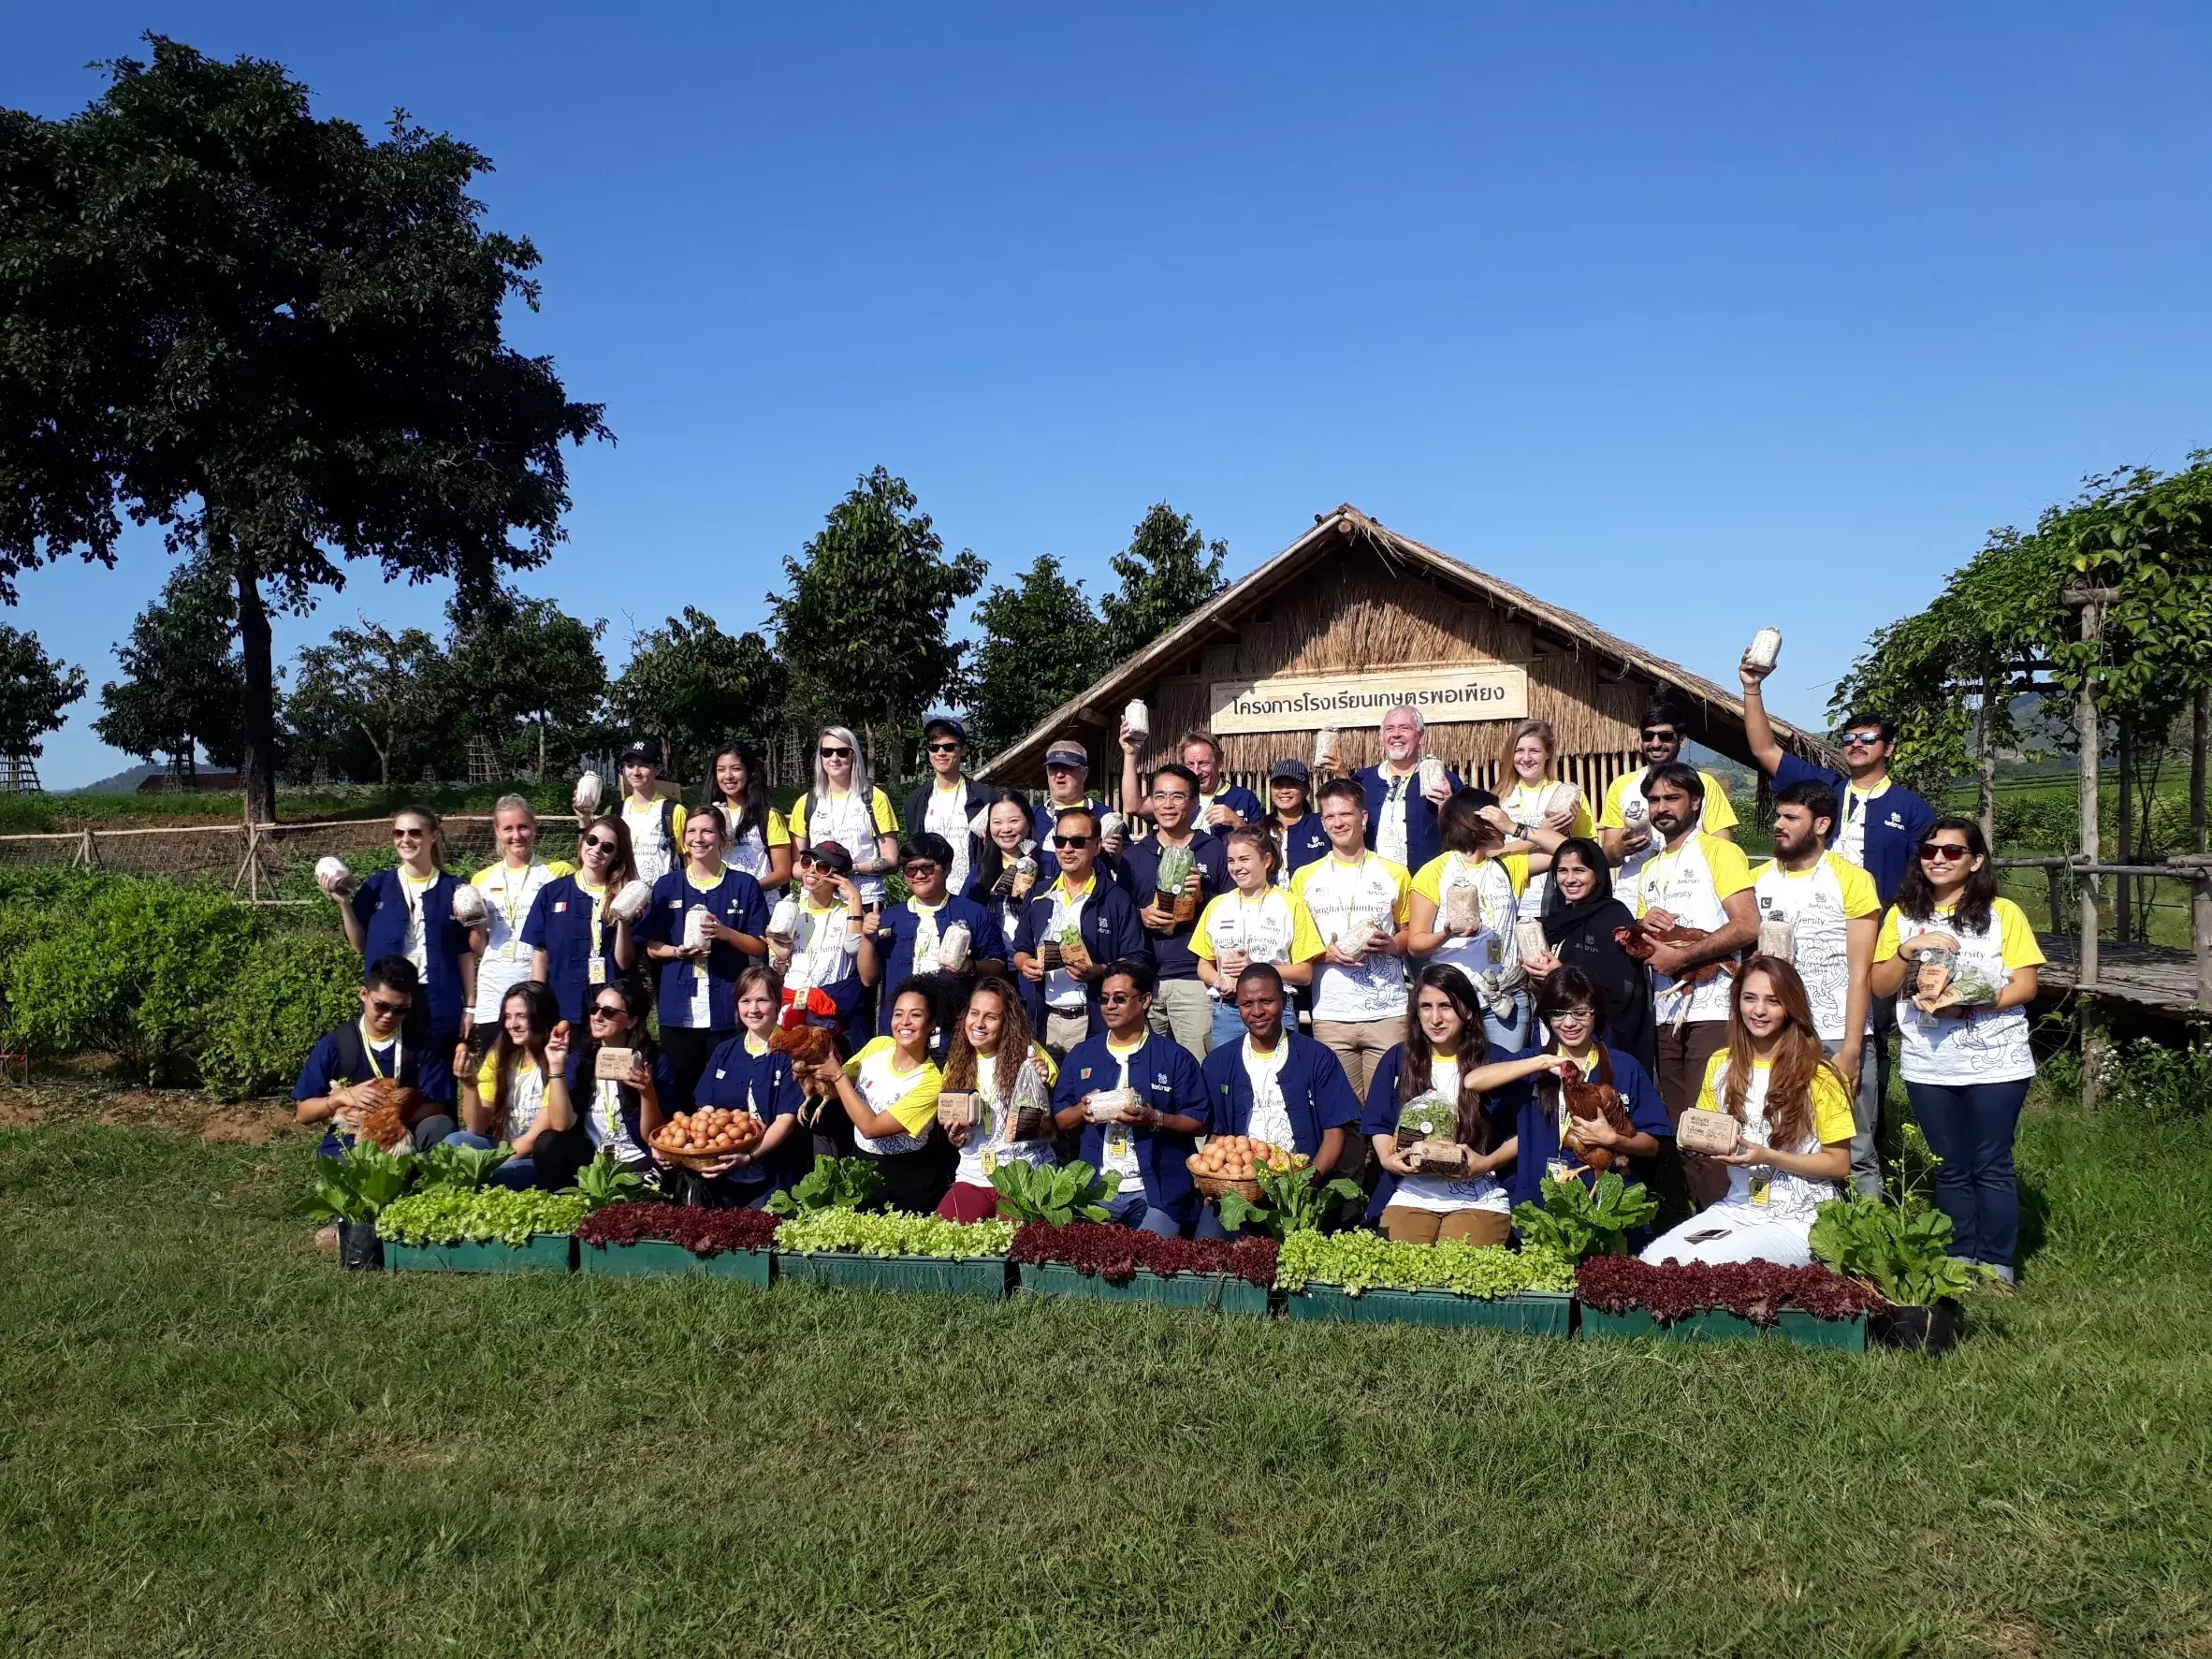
[
  {"x1": 870, "y1": 1137, "x2": 956, "y2": 1215},
  {"x1": 659, "y1": 1025, "x2": 736, "y2": 1112}
]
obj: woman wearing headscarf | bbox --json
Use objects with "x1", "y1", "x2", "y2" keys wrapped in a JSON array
[{"x1": 1521, "y1": 835, "x2": 1655, "y2": 1076}]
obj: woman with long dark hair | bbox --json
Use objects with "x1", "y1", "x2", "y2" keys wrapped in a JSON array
[
  {"x1": 1357, "y1": 965, "x2": 1520, "y2": 1245},
  {"x1": 449, "y1": 980, "x2": 591, "y2": 1190},
  {"x1": 524, "y1": 814, "x2": 643, "y2": 1025},
  {"x1": 701, "y1": 743, "x2": 794, "y2": 895},
  {"x1": 964, "y1": 790, "x2": 1041, "y2": 943},
  {"x1": 1521, "y1": 835, "x2": 1656, "y2": 1074},
  {"x1": 1639, "y1": 956, "x2": 1853, "y2": 1266},
  {"x1": 545, "y1": 972, "x2": 675, "y2": 1176},
  {"x1": 936, "y1": 976, "x2": 1059, "y2": 1222},
  {"x1": 1869, "y1": 816, "x2": 2044, "y2": 1282}
]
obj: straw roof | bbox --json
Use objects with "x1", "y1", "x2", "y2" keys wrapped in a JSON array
[{"x1": 979, "y1": 504, "x2": 1834, "y2": 781}]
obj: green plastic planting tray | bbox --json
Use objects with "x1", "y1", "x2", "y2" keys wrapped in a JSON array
[
  {"x1": 1579, "y1": 1305, "x2": 1866, "y2": 1351},
  {"x1": 776, "y1": 1252, "x2": 1009, "y2": 1298},
  {"x1": 1015, "y1": 1262, "x2": 1271, "y2": 1316},
  {"x1": 384, "y1": 1234, "x2": 575, "y2": 1274},
  {"x1": 575, "y1": 1239, "x2": 772, "y2": 1285},
  {"x1": 1284, "y1": 1285, "x2": 1572, "y2": 1335}
]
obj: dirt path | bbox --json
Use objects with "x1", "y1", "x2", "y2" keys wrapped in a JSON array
[{"x1": 0, "y1": 1074, "x2": 298, "y2": 1142}]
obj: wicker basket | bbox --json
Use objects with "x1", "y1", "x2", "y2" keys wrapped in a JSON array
[
  {"x1": 1186, "y1": 1157, "x2": 1265, "y2": 1203},
  {"x1": 652, "y1": 1142, "x2": 751, "y2": 1172}
]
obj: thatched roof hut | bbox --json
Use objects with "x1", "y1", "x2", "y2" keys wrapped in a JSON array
[{"x1": 980, "y1": 504, "x2": 1833, "y2": 801}]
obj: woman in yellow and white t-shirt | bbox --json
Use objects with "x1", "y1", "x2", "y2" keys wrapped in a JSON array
[
  {"x1": 1192, "y1": 827, "x2": 1324, "y2": 1050},
  {"x1": 1641, "y1": 958, "x2": 1853, "y2": 1267},
  {"x1": 811, "y1": 981, "x2": 949, "y2": 1214},
  {"x1": 936, "y1": 977, "x2": 1059, "y2": 1222},
  {"x1": 790, "y1": 725, "x2": 901, "y2": 909},
  {"x1": 1408, "y1": 793, "x2": 1564, "y2": 1050},
  {"x1": 1498, "y1": 720, "x2": 1594, "y2": 919},
  {"x1": 450, "y1": 981, "x2": 592, "y2": 1191},
  {"x1": 1869, "y1": 817, "x2": 2043, "y2": 1281},
  {"x1": 703, "y1": 744, "x2": 794, "y2": 895}
]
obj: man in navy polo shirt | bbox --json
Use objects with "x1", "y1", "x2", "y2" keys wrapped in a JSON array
[
  {"x1": 1111, "y1": 762, "x2": 1231, "y2": 1061},
  {"x1": 1353, "y1": 704, "x2": 1463, "y2": 875}
]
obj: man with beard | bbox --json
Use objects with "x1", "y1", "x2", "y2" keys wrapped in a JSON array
[
  {"x1": 1630, "y1": 762, "x2": 1759, "y2": 1207},
  {"x1": 1596, "y1": 699, "x2": 1739, "y2": 886},
  {"x1": 1752, "y1": 779, "x2": 1881, "y2": 1195}
]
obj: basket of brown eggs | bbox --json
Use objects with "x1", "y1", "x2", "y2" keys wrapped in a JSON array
[
  {"x1": 1186, "y1": 1135, "x2": 1306, "y2": 1202},
  {"x1": 649, "y1": 1107, "x2": 764, "y2": 1171}
]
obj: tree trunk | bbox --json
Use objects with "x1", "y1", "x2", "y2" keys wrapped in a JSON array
[
  {"x1": 2193, "y1": 685, "x2": 2207, "y2": 856},
  {"x1": 1977, "y1": 677, "x2": 1999, "y2": 850},
  {"x1": 538, "y1": 717, "x2": 547, "y2": 782},
  {"x1": 226, "y1": 524, "x2": 280, "y2": 824}
]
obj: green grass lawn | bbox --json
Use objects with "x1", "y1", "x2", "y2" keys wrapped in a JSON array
[{"x1": 4, "y1": 1088, "x2": 2210, "y2": 1657}]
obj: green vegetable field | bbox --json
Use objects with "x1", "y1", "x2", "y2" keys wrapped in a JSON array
[{"x1": 4, "y1": 1076, "x2": 2209, "y2": 1656}]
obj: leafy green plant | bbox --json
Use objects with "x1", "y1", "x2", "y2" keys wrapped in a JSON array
[
  {"x1": 375, "y1": 1187, "x2": 589, "y2": 1246},
  {"x1": 1216, "y1": 1161, "x2": 1361, "y2": 1239},
  {"x1": 775, "y1": 1210, "x2": 1014, "y2": 1259},
  {"x1": 301, "y1": 1140, "x2": 415, "y2": 1225},
  {"x1": 989, "y1": 1158, "x2": 1121, "y2": 1225},
  {"x1": 1510, "y1": 1171, "x2": 1658, "y2": 1260},
  {"x1": 1809, "y1": 1190, "x2": 1990, "y2": 1306},
  {"x1": 195, "y1": 931, "x2": 360, "y2": 1099},
  {"x1": 1273, "y1": 1230, "x2": 1576, "y2": 1297},
  {"x1": 569, "y1": 1151, "x2": 648, "y2": 1212},
  {"x1": 766, "y1": 1157, "x2": 886, "y2": 1215},
  {"x1": 416, "y1": 1139, "x2": 515, "y2": 1192}
]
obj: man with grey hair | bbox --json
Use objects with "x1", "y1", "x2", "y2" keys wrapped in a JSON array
[
  {"x1": 464, "y1": 793, "x2": 575, "y2": 1047},
  {"x1": 1353, "y1": 704, "x2": 1460, "y2": 873}
]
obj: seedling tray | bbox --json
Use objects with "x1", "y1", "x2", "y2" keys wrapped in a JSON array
[
  {"x1": 776, "y1": 1252, "x2": 1009, "y2": 1299},
  {"x1": 576, "y1": 1239, "x2": 772, "y2": 1286},
  {"x1": 1579, "y1": 1305, "x2": 1866, "y2": 1351},
  {"x1": 1015, "y1": 1262, "x2": 1270, "y2": 1316},
  {"x1": 1284, "y1": 1286, "x2": 1571, "y2": 1336},
  {"x1": 384, "y1": 1234, "x2": 575, "y2": 1275}
]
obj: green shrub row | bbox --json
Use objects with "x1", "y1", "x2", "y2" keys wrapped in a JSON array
[{"x1": 0, "y1": 869, "x2": 359, "y2": 1098}]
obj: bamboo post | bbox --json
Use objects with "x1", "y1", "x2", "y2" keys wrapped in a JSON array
[
  {"x1": 2116, "y1": 720, "x2": 2132, "y2": 943},
  {"x1": 2196, "y1": 866, "x2": 2212, "y2": 1010},
  {"x1": 2046, "y1": 863, "x2": 2066, "y2": 939},
  {"x1": 1977, "y1": 677, "x2": 1998, "y2": 851},
  {"x1": 2067, "y1": 586, "x2": 2115, "y2": 1107},
  {"x1": 2193, "y1": 685, "x2": 2207, "y2": 856}
]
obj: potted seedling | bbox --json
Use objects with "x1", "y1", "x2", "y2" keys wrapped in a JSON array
[
  {"x1": 302, "y1": 1140, "x2": 415, "y2": 1270},
  {"x1": 1810, "y1": 1186, "x2": 1990, "y2": 1355}
]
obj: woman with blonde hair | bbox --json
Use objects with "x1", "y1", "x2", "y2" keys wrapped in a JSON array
[
  {"x1": 790, "y1": 724, "x2": 900, "y2": 910},
  {"x1": 1498, "y1": 720, "x2": 1594, "y2": 921},
  {"x1": 935, "y1": 976, "x2": 1060, "y2": 1221},
  {"x1": 1640, "y1": 956, "x2": 1854, "y2": 1267},
  {"x1": 327, "y1": 805, "x2": 474, "y2": 1055}
]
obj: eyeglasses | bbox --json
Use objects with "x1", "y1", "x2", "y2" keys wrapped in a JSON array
[
  {"x1": 1051, "y1": 835, "x2": 1092, "y2": 849},
  {"x1": 367, "y1": 997, "x2": 411, "y2": 1017},
  {"x1": 819, "y1": 745, "x2": 853, "y2": 759},
  {"x1": 392, "y1": 828, "x2": 425, "y2": 841},
  {"x1": 1841, "y1": 732, "x2": 1885, "y2": 749},
  {"x1": 589, "y1": 1003, "x2": 628, "y2": 1019},
  {"x1": 582, "y1": 836, "x2": 617, "y2": 852},
  {"x1": 1099, "y1": 991, "x2": 1140, "y2": 1005},
  {"x1": 1918, "y1": 842, "x2": 1971, "y2": 863},
  {"x1": 1639, "y1": 728, "x2": 1680, "y2": 742},
  {"x1": 926, "y1": 741, "x2": 961, "y2": 753},
  {"x1": 1552, "y1": 1008, "x2": 1594, "y2": 1023}
]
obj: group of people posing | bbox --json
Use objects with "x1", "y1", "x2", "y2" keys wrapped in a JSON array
[{"x1": 297, "y1": 653, "x2": 2045, "y2": 1279}]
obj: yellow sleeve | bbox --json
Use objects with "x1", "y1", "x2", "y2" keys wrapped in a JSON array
[
  {"x1": 1812, "y1": 1070, "x2": 1856, "y2": 1145},
  {"x1": 870, "y1": 788, "x2": 898, "y2": 835},
  {"x1": 1190, "y1": 895, "x2": 1227, "y2": 961},
  {"x1": 1872, "y1": 910, "x2": 1901, "y2": 963},
  {"x1": 1411, "y1": 855, "x2": 1447, "y2": 904},
  {"x1": 1501, "y1": 853, "x2": 1529, "y2": 896},
  {"x1": 1567, "y1": 795, "x2": 1596, "y2": 838},
  {"x1": 844, "y1": 1034, "x2": 892, "y2": 1080},
  {"x1": 764, "y1": 807, "x2": 792, "y2": 848},
  {"x1": 476, "y1": 1055, "x2": 500, "y2": 1099},
  {"x1": 1289, "y1": 861, "x2": 1318, "y2": 903},
  {"x1": 1695, "y1": 1050, "x2": 1727, "y2": 1113},
  {"x1": 1834, "y1": 857, "x2": 1880, "y2": 920},
  {"x1": 471, "y1": 866, "x2": 499, "y2": 887},
  {"x1": 1386, "y1": 860, "x2": 1414, "y2": 924},
  {"x1": 1029, "y1": 1043, "x2": 1060, "y2": 1086},
  {"x1": 1601, "y1": 779, "x2": 1637, "y2": 831},
  {"x1": 1286, "y1": 895, "x2": 1325, "y2": 963},
  {"x1": 788, "y1": 795, "x2": 810, "y2": 840},
  {"x1": 1700, "y1": 778, "x2": 1740, "y2": 834},
  {"x1": 669, "y1": 804, "x2": 688, "y2": 845},
  {"x1": 1705, "y1": 835, "x2": 1754, "y2": 899},
  {"x1": 888, "y1": 1063, "x2": 943, "y2": 1135},
  {"x1": 1993, "y1": 899, "x2": 2046, "y2": 970}
]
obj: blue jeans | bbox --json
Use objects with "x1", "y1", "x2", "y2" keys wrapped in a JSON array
[
  {"x1": 1103, "y1": 1188, "x2": 1184, "y2": 1238},
  {"x1": 1906, "y1": 1078, "x2": 2030, "y2": 1272},
  {"x1": 1194, "y1": 1204, "x2": 1258, "y2": 1241},
  {"x1": 1484, "y1": 990, "x2": 1534, "y2": 1055},
  {"x1": 1208, "y1": 997, "x2": 1246, "y2": 1052},
  {"x1": 443, "y1": 1129, "x2": 538, "y2": 1191}
]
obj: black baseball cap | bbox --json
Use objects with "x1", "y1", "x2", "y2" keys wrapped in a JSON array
[
  {"x1": 1268, "y1": 758, "x2": 1310, "y2": 784},
  {"x1": 923, "y1": 717, "x2": 967, "y2": 746},
  {"x1": 618, "y1": 739, "x2": 661, "y2": 766}
]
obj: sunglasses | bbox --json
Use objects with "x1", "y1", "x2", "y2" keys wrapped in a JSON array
[
  {"x1": 367, "y1": 997, "x2": 411, "y2": 1017},
  {"x1": 1918, "y1": 843, "x2": 1972, "y2": 862},
  {"x1": 1051, "y1": 834, "x2": 1092, "y2": 849},
  {"x1": 582, "y1": 836, "x2": 617, "y2": 852},
  {"x1": 392, "y1": 828, "x2": 425, "y2": 841},
  {"x1": 589, "y1": 1003, "x2": 628, "y2": 1019},
  {"x1": 1639, "y1": 728, "x2": 1680, "y2": 742},
  {"x1": 901, "y1": 863, "x2": 940, "y2": 879},
  {"x1": 1841, "y1": 732, "x2": 1885, "y2": 748},
  {"x1": 925, "y1": 741, "x2": 961, "y2": 753},
  {"x1": 1099, "y1": 991, "x2": 1140, "y2": 1006},
  {"x1": 819, "y1": 746, "x2": 853, "y2": 759}
]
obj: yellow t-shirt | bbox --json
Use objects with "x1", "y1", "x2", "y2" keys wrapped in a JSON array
[
  {"x1": 1874, "y1": 897, "x2": 2045, "y2": 970},
  {"x1": 1190, "y1": 887, "x2": 1325, "y2": 965},
  {"x1": 843, "y1": 1035, "x2": 944, "y2": 1136},
  {"x1": 1500, "y1": 780, "x2": 1595, "y2": 840},
  {"x1": 1411, "y1": 851, "x2": 1530, "y2": 904},
  {"x1": 788, "y1": 787, "x2": 898, "y2": 845},
  {"x1": 1638, "y1": 832, "x2": 1754, "y2": 908},
  {"x1": 1695, "y1": 1051, "x2": 1855, "y2": 1147},
  {"x1": 1599, "y1": 768, "x2": 1740, "y2": 835}
]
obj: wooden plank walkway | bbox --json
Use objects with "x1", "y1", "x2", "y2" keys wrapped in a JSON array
[{"x1": 2034, "y1": 935, "x2": 2209, "y2": 1018}]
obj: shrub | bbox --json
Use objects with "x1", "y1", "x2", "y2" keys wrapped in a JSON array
[
  {"x1": 194, "y1": 931, "x2": 363, "y2": 1100},
  {"x1": 2102, "y1": 1037, "x2": 2212, "y2": 1122}
]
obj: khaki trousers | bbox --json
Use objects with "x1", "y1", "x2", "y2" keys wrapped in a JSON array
[{"x1": 1379, "y1": 1206, "x2": 1512, "y2": 1246}]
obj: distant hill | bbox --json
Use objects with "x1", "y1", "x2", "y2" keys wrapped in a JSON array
[{"x1": 66, "y1": 762, "x2": 166, "y2": 795}]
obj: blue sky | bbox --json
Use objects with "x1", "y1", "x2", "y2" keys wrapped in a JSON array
[{"x1": 6, "y1": 4, "x2": 2208, "y2": 787}]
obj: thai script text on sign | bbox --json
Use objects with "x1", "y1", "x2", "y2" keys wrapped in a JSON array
[{"x1": 1209, "y1": 665, "x2": 1530, "y2": 734}]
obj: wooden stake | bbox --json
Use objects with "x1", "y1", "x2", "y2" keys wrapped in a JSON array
[{"x1": 2066, "y1": 586, "x2": 2115, "y2": 1107}]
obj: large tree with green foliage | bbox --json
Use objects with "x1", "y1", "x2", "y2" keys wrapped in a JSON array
[
  {"x1": 767, "y1": 469, "x2": 984, "y2": 777},
  {"x1": 0, "y1": 37, "x2": 607, "y2": 821},
  {"x1": 967, "y1": 554, "x2": 1106, "y2": 759},
  {"x1": 284, "y1": 621, "x2": 453, "y2": 786},
  {"x1": 93, "y1": 554, "x2": 245, "y2": 779},
  {"x1": 1099, "y1": 502, "x2": 1229, "y2": 665},
  {"x1": 609, "y1": 608, "x2": 786, "y2": 786},
  {"x1": 445, "y1": 588, "x2": 606, "y2": 779},
  {"x1": 0, "y1": 626, "x2": 86, "y2": 768}
]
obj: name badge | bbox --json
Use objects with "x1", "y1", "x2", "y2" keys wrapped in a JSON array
[{"x1": 588, "y1": 954, "x2": 607, "y2": 985}]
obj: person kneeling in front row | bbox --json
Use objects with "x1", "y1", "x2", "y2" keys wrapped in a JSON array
[
  {"x1": 1052, "y1": 959, "x2": 1210, "y2": 1237},
  {"x1": 1639, "y1": 956, "x2": 1854, "y2": 1268},
  {"x1": 1194, "y1": 963, "x2": 1359, "y2": 1239},
  {"x1": 447, "y1": 981, "x2": 593, "y2": 1191},
  {"x1": 294, "y1": 956, "x2": 458, "y2": 1155}
]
